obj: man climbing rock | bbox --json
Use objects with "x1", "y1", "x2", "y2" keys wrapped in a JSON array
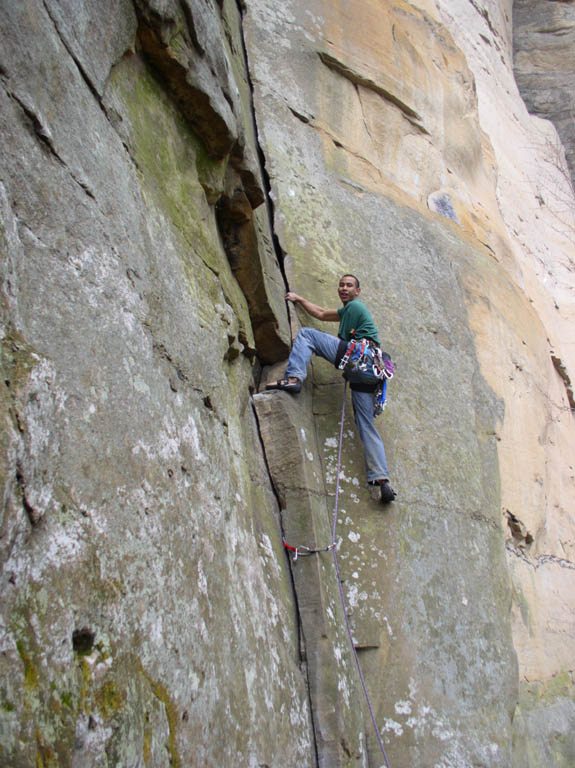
[{"x1": 266, "y1": 275, "x2": 396, "y2": 504}]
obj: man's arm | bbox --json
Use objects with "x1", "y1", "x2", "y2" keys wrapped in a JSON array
[{"x1": 285, "y1": 292, "x2": 339, "y2": 322}]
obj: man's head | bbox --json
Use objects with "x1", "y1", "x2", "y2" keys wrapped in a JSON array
[{"x1": 338, "y1": 274, "x2": 361, "y2": 304}]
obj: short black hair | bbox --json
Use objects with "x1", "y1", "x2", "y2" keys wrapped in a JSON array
[{"x1": 340, "y1": 274, "x2": 360, "y2": 289}]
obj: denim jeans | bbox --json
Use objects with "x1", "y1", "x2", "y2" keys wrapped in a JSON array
[{"x1": 285, "y1": 327, "x2": 390, "y2": 483}]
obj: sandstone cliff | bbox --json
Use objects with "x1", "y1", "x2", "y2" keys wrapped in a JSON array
[{"x1": 0, "y1": 1, "x2": 573, "y2": 767}]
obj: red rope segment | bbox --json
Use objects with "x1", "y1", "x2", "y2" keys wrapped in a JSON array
[{"x1": 331, "y1": 381, "x2": 392, "y2": 768}]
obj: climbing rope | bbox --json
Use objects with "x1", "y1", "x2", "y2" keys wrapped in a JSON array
[
  {"x1": 281, "y1": 381, "x2": 392, "y2": 765},
  {"x1": 331, "y1": 380, "x2": 392, "y2": 768}
]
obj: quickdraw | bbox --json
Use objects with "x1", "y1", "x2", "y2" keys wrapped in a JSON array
[{"x1": 282, "y1": 537, "x2": 333, "y2": 562}]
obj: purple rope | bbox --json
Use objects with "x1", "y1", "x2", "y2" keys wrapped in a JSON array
[{"x1": 331, "y1": 381, "x2": 392, "y2": 768}]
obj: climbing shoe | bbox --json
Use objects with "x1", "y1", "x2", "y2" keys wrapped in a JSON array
[
  {"x1": 265, "y1": 378, "x2": 302, "y2": 394},
  {"x1": 379, "y1": 480, "x2": 397, "y2": 504}
]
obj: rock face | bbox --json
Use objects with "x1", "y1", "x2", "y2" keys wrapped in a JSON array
[
  {"x1": 513, "y1": 0, "x2": 575, "y2": 189},
  {"x1": 0, "y1": 0, "x2": 574, "y2": 767}
]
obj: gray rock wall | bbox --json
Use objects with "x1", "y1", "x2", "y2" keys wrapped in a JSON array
[
  {"x1": 513, "y1": 0, "x2": 575, "y2": 189},
  {"x1": 1, "y1": 0, "x2": 574, "y2": 766},
  {"x1": 0, "y1": 1, "x2": 310, "y2": 766}
]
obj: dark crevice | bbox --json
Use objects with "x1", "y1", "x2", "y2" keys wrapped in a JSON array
[
  {"x1": 215, "y1": 189, "x2": 288, "y2": 364},
  {"x1": 551, "y1": 353, "x2": 575, "y2": 410},
  {"x1": 16, "y1": 464, "x2": 38, "y2": 527},
  {"x1": 233, "y1": 1, "x2": 293, "y2": 338},
  {"x1": 504, "y1": 508, "x2": 534, "y2": 548},
  {"x1": 289, "y1": 106, "x2": 311, "y2": 125},
  {"x1": 135, "y1": 10, "x2": 235, "y2": 160},
  {"x1": 72, "y1": 627, "x2": 96, "y2": 656},
  {"x1": 249, "y1": 398, "x2": 320, "y2": 768}
]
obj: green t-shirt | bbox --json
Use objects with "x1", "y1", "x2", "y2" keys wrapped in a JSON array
[{"x1": 337, "y1": 299, "x2": 380, "y2": 344}]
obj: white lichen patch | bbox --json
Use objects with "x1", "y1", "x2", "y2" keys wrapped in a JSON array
[
  {"x1": 306, "y1": 450, "x2": 314, "y2": 461},
  {"x1": 347, "y1": 584, "x2": 359, "y2": 608},
  {"x1": 337, "y1": 675, "x2": 351, "y2": 708},
  {"x1": 395, "y1": 700, "x2": 412, "y2": 715},
  {"x1": 348, "y1": 531, "x2": 360, "y2": 543},
  {"x1": 383, "y1": 718, "x2": 403, "y2": 736},
  {"x1": 197, "y1": 560, "x2": 208, "y2": 596},
  {"x1": 258, "y1": 534, "x2": 274, "y2": 559},
  {"x1": 383, "y1": 616, "x2": 394, "y2": 636}
]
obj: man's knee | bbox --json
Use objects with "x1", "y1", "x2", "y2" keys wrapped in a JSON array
[{"x1": 297, "y1": 327, "x2": 314, "y2": 339}]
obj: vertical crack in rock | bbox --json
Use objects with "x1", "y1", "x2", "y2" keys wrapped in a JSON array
[
  {"x1": 253, "y1": 391, "x2": 347, "y2": 767},
  {"x1": 233, "y1": 1, "x2": 294, "y2": 337},
  {"x1": 250, "y1": 398, "x2": 321, "y2": 768},
  {"x1": 134, "y1": 2, "x2": 290, "y2": 364},
  {"x1": 15, "y1": 462, "x2": 38, "y2": 527},
  {"x1": 215, "y1": 179, "x2": 288, "y2": 364}
]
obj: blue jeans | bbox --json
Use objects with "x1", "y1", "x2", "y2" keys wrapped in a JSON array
[{"x1": 285, "y1": 328, "x2": 390, "y2": 483}]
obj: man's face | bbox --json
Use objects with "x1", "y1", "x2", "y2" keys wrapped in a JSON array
[{"x1": 338, "y1": 276, "x2": 360, "y2": 304}]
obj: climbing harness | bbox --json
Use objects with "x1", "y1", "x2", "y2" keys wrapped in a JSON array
[
  {"x1": 282, "y1": 538, "x2": 333, "y2": 562},
  {"x1": 331, "y1": 381, "x2": 392, "y2": 768},
  {"x1": 338, "y1": 337, "x2": 396, "y2": 417}
]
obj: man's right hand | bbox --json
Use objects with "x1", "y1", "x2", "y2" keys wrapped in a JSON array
[{"x1": 284, "y1": 291, "x2": 339, "y2": 322}]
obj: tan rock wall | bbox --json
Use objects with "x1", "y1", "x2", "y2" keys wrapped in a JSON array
[
  {"x1": 432, "y1": 0, "x2": 575, "y2": 698},
  {"x1": 246, "y1": 0, "x2": 575, "y2": 763}
]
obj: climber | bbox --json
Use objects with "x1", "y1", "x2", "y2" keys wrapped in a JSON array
[{"x1": 266, "y1": 275, "x2": 396, "y2": 504}]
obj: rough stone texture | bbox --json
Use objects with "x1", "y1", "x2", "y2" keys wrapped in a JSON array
[
  {"x1": 245, "y1": 1, "x2": 520, "y2": 764},
  {"x1": 1, "y1": 0, "x2": 574, "y2": 766},
  {"x1": 0, "y1": 0, "x2": 305, "y2": 766},
  {"x1": 431, "y1": 2, "x2": 575, "y2": 764},
  {"x1": 254, "y1": 389, "x2": 368, "y2": 767},
  {"x1": 245, "y1": 0, "x2": 575, "y2": 764},
  {"x1": 513, "y1": 0, "x2": 575, "y2": 189}
]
